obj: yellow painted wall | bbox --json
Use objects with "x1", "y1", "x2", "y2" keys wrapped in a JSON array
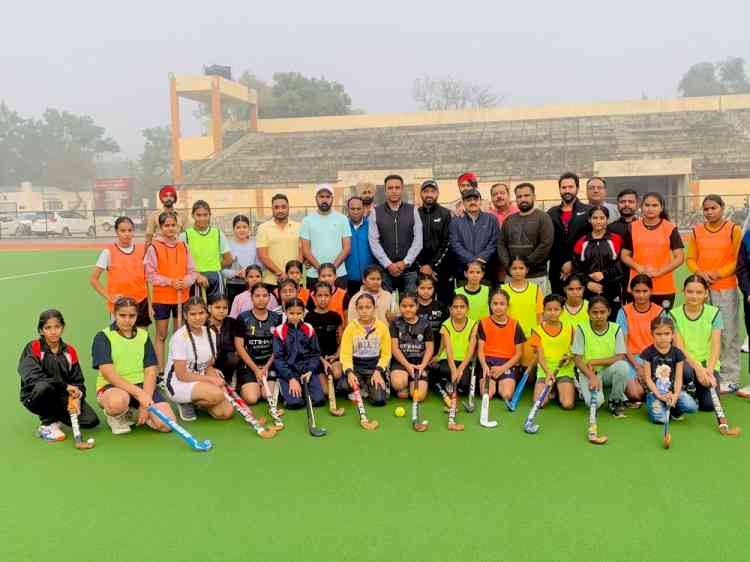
[
  {"x1": 253, "y1": 94, "x2": 750, "y2": 134},
  {"x1": 180, "y1": 136, "x2": 215, "y2": 161},
  {"x1": 696, "y1": 179, "x2": 750, "y2": 208}
]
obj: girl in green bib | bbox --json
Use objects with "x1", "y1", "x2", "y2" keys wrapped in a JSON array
[
  {"x1": 572, "y1": 296, "x2": 630, "y2": 417},
  {"x1": 529, "y1": 294, "x2": 576, "y2": 409},
  {"x1": 92, "y1": 297, "x2": 175, "y2": 435},
  {"x1": 180, "y1": 200, "x2": 233, "y2": 300},
  {"x1": 560, "y1": 274, "x2": 589, "y2": 332},
  {"x1": 669, "y1": 275, "x2": 723, "y2": 411},
  {"x1": 430, "y1": 294, "x2": 478, "y2": 394},
  {"x1": 501, "y1": 256, "x2": 543, "y2": 367},
  {"x1": 455, "y1": 261, "x2": 490, "y2": 322}
]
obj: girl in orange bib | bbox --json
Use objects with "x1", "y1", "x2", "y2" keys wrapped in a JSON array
[
  {"x1": 621, "y1": 192, "x2": 685, "y2": 311},
  {"x1": 90, "y1": 216, "x2": 150, "y2": 327},
  {"x1": 477, "y1": 289, "x2": 526, "y2": 403}
]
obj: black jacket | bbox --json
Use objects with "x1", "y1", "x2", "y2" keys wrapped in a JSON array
[
  {"x1": 547, "y1": 199, "x2": 592, "y2": 270},
  {"x1": 416, "y1": 203, "x2": 452, "y2": 273},
  {"x1": 18, "y1": 338, "x2": 86, "y2": 402},
  {"x1": 572, "y1": 232, "x2": 624, "y2": 304}
]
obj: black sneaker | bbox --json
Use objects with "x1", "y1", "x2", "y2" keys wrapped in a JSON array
[
  {"x1": 625, "y1": 400, "x2": 643, "y2": 409},
  {"x1": 610, "y1": 400, "x2": 626, "y2": 418},
  {"x1": 670, "y1": 408, "x2": 685, "y2": 421}
]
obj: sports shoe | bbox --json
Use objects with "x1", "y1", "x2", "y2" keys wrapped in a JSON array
[
  {"x1": 625, "y1": 400, "x2": 643, "y2": 409},
  {"x1": 177, "y1": 402, "x2": 197, "y2": 422},
  {"x1": 609, "y1": 400, "x2": 627, "y2": 418},
  {"x1": 156, "y1": 372, "x2": 166, "y2": 390},
  {"x1": 736, "y1": 386, "x2": 750, "y2": 399},
  {"x1": 720, "y1": 382, "x2": 739, "y2": 395},
  {"x1": 742, "y1": 337, "x2": 749, "y2": 353},
  {"x1": 671, "y1": 410, "x2": 685, "y2": 421},
  {"x1": 38, "y1": 422, "x2": 65, "y2": 442},
  {"x1": 106, "y1": 412, "x2": 132, "y2": 435}
]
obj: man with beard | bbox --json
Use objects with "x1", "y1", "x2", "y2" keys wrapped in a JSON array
[
  {"x1": 547, "y1": 172, "x2": 592, "y2": 295},
  {"x1": 415, "y1": 180, "x2": 453, "y2": 303},
  {"x1": 608, "y1": 189, "x2": 639, "y2": 302},
  {"x1": 256, "y1": 193, "x2": 302, "y2": 290},
  {"x1": 356, "y1": 181, "x2": 376, "y2": 215},
  {"x1": 453, "y1": 171, "x2": 486, "y2": 216},
  {"x1": 369, "y1": 174, "x2": 423, "y2": 294},
  {"x1": 144, "y1": 185, "x2": 188, "y2": 245},
  {"x1": 489, "y1": 182, "x2": 519, "y2": 227},
  {"x1": 301, "y1": 185, "x2": 351, "y2": 289},
  {"x1": 498, "y1": 183, "x2": 554, "y2": 290},
  {"x1": 586, "y1": 177, "x2": 620, "y2": 223},
  {"x1": 345, "y1": 196, "x2": 374, "y2": 295},
  {"x1": 449, "y1": 188, "x2": 499, "y2": 283}
]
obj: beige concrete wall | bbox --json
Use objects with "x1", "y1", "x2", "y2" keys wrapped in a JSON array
[
  {"x1": 696, "y1": 179, "x2": 750, "y2": 208},
  {"x1": 180, "y1": 136, "x2": 215, "y2": 161},
  {"x1": 253, "y1": 94, "x2": 750, "y2": 134}
]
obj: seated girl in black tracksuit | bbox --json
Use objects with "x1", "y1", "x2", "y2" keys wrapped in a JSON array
[
  {"x1": 18, "y1": 309, "x2": 100, "y2": 442},
  {"x1": 206, "y1": 294, "x2": 241, "y2": 383}
]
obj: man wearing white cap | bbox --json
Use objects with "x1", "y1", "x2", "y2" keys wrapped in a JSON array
[{"x1": 300, "y1": 185, "x2": 352, "y2": 289}]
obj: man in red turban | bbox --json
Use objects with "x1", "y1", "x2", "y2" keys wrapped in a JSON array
[{"x1": 145, "y1": 184, "x2": 188, "y2": 245}]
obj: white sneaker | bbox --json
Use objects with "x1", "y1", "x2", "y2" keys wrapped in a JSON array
[
  {"x1": 736, "y1": 386, "x2": 750, "y2": 399},
  {"x1": 38, "y1": 422, "x2": 65, "y2": 442},
  {"x1": 106, "y1": 412, "x2": 132, "y2": 435},
  {"x1": 742, "y1": 338, "x2": 749, "y2": 353},
  {"x1": 177, "y1": 402, "x2": 197, "y2": 422},
  {"x1": 720, "y1": 382, "x2": 739, "y2": 395}
]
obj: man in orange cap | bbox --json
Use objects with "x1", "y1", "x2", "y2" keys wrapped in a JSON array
[{"x1": 145, "y1": 185, "x2": 188, "y2": 245}]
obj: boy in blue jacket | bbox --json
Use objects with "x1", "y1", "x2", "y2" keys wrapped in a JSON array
[
  {"x1": 273, "y1": 298, "x2": 325, "y2": 409},
  {"x1": 345, "y1": 196, "x2": 374, "y2": 296}
]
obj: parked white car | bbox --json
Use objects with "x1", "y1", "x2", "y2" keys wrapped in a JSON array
[
  {"x1": 31, "y1": 211, "x2": 96, "y2": 237},
  {"x1": 0, "y1": 214, "x2": 25, "y2": 237}
]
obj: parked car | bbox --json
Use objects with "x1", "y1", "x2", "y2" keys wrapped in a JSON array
[
  {"x1": 96, "y1": 208, "x2": 147, "y2": 232},
  {"x1": 31, "y1": 211, "x2": 96, "y2": 237},
  {"x1": 0, "y1": 214, "x2": 24, "y2": 237}
]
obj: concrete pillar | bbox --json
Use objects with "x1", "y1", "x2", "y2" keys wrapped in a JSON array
[{"x1": 169, "y1": 74, "x2": 182, "y2": 181}]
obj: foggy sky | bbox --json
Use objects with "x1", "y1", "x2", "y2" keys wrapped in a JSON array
[{"x1": 2, "y1": 1, "x2": 749, "y2": 158}]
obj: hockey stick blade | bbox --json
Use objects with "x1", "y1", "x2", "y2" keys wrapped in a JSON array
[
  {"x1": 587, "y1": 393, "x2": 608, "y2": 445},
  {"x1": 304, "y1": 379, "x2": 327, "y2": 438},
  {"x1": 327, "y1": 373, "x2": 345, "y2": 416},
  {"x1": 148, "y1": 406, "x2": 212, "y2": 451}
]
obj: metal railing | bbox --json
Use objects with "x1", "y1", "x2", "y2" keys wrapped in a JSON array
[{"x1": 1, "y1": 195, "x2": 749, "y2": 240}]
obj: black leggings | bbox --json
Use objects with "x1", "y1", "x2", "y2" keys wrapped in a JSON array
[
  {"x1": 21, "y1": 381, "x2": 100, "y2": 427},
  {"x1": 428, "y1": 360, "x2": 476, "y2": 394},
  {"x1": 215, "y1": 352, "x2": 242, "y2": 382}
]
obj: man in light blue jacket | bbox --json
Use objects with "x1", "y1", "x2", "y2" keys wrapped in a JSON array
[{"x1": 345, "y1": 196, "x2": 373, "y2": 295}]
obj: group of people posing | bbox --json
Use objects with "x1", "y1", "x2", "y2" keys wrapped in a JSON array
[{"x1": 17, "y1": 174, "x2": 750, "y2": 442}]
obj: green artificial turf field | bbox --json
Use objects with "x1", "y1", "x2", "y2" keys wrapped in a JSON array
[{"x1": 2, "y1": 249, "x2": 750, "y2": 562}]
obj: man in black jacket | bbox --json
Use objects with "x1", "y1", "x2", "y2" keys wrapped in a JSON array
[
  {"x1": 547, "y1": 172, "x2": 592, "y2": 294},
  {"x1": 416, "y1": 179, "x2": 453, "y2": 304},
  {"x1": 368, "y1": 174, "x2": 423, "y2": 294}
]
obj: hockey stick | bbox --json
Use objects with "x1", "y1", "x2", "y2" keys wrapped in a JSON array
[
  {"x1": 587, "y1": 392, "x2": 608, "y2": 445},
  {"x1": 662, "y1": 399, "x2": 671, "y2": 449},
  {"x1": 351, "y1": 377, "x2": 379, "y2": 430},
  {"x1": 176, "y1": 288, "x2": 183, "y2": 328},
  {"x1": 411, "y1": 371, "x2": 428, "y2": 432},
  {"x1": 509, "y1": 365, "x2": 533, "y2": 412},
  {"x1": 524, "y1": 357, "x2": 571, "y2": 435},
  {"x1": 261, "y1": 377, "x2": 285, "y2": 430},
  {"x1": 479, "y1": 371, "x2": 498, "y2": 428},
  {"x1": 327, "y1": 367, "x2": 344, "y2": 416},
  {"x1": 435, "y1": 381, "x2": 452, "y2": 413},
  {"x1": 448, "y1": 383, "x2": 464, "y2": 431},
  {"x1": 709, "y1": 386, "x2": 741, "y2": 437},
  {"x1": 462, "y1": 361, "x2": 476, "y2": 413},
  {"x1": 147, "y1": 405, "x2": 212, "y2": 451},
  {"x1": 303, "y1": 377, "x2": 326, "y2": 437},
  {"x1": 223, "y1": 385, "x2": 275, "y2": 439},
  {"x1": 67, "y1": 391, "x2": 94, "y2": 450}
]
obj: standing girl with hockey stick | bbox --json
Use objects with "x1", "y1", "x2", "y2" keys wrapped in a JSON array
[
  {"x1": 93, "y1": 297, "x2": 175, "y2": 435},
  {"x1": 144, "y1": 211, "x2": 198, "y2": 375},
  {"x1": 90, "y1": 216, "x2": 150, "y2": 328},
  {"x1": 477, "y1": 289, "x2": 526, "y2": 403},
  {"x1": 273, "y1": 298, "x2": 325, "y2": 410},
  {"x1": 340, "y1": 293, "x2": 392, "y2": 408},
  {"x1": 529, "y1": 294, "x2": 576, "y2": 409},
  {"x1": 389, "y1": 293, "x2": 433, "y2": 401},
  {"x1": 180, "y1": 200, "x2": 233, "y2": 301},
  {"x1": 229, "y1": 265, "x2": 279, "y2": 319},
  {"x1": 19, "y1": 310, "x2": 100, "y2": 442},
  {"x1": 164, "y1": 297, "x2": 233, "y2": 422},
  {"x1": 234, "y1": 283, "x2": 283, "y2": 407}
]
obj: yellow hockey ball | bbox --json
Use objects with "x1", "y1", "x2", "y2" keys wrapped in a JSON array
[{"x1": 394, "y1": 406, "x2": 406, "y2": 417}]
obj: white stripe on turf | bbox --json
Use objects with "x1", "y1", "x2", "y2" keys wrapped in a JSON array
[{"x1": 0, "y1": 264, "x2": 90, "y2": 282}]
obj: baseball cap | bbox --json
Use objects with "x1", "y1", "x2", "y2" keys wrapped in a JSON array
[
  {"x1": 461, "y1": 188, "x2": 481, "y2": 200},
  {"x1": 315, "y1": 184, "x2": 333, "y2": 197},
  {"x1": 420, "y1": 179, "x2": 439, "y2": 191}
]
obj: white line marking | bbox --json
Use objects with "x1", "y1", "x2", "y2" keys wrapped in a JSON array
[{"x1": 0, "y1": 264, "x2": 91, "y2": 282}]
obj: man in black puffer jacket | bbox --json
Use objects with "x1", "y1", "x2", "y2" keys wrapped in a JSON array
[
  {"x1": 416, "y1": 179, "x2": 453, "y2": 304},
  {"x1": 547, "y1": 172, "x2": 592, "y2": 294}
]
